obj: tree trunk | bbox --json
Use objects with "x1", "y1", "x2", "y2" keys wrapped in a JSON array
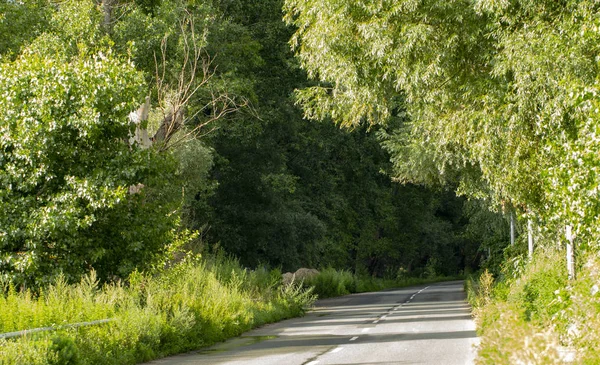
[{"x1": 101, "y1": 0, "x2": 114, "y2": 34}]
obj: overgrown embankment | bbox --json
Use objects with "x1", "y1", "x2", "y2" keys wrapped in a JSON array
[
  {"x1": 467, "y1": 248, "x2": 600, "y2": 364},
  {"x1": 0, "y1": 255, "x2": 315, "y2": 365}
]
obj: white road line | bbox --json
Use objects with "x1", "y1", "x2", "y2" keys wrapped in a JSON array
[
  {"x1": 349, "y1": 336, "x2": 358, "y2": 341},
  {"x1": 373, "y1": 320, "x2": 379, "y2": 324},
  {"x1": 330, "y1": 347, "x2": 344, "y2": 353},
  {"x1": 306, "y1": 361, "x2": 319, "y2": 365},
  {"x1": 362, "y1": 328, "x2": 370, "y2": 333},
  {"x1": 381, "y1": 315, "x2": 387, "y2": 319}
]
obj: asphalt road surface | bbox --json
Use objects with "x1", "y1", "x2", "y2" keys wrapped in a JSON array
[{"x1": 146, "y1": 280, "x2": 479, "y2": 365}]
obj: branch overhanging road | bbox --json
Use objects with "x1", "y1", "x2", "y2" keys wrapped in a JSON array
[{"x1": 146, "y1": 281, "x2": 479, "y2": 365}]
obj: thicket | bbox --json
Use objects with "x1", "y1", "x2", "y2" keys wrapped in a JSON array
[
  {"x1": 0, "y1": 254, "x2": 315, "y2": 365},
  {"x1": 194, "y1": 0, "x2": 487, "y2": 277}
]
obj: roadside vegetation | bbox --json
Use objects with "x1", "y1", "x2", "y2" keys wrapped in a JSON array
[
  {"x1": 0, "y1": 253, "x2": 315, "y2": 365},
  {"x1": 0, "y1": 254, "x2": 461, "y2": 365},
  {"x1": 467, "y1": 244, "x2": 600, "y2": 364},
  {"x1": 304, "y1": 267, "x2": 462, "y2": 299}
]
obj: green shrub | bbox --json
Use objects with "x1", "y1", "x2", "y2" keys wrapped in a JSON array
[
  {"x1": 0, "y1": 50, "x2": 180, "y2": 287},
  {"x1": 304, "y1": 267, "x2": 461, "y2": 299},
  {"x1": 506, "y1": 249, "x2": 569, "y2": 324},
  {"x1": 567, "y1": 253, "x2": 600, "y2": 364},
  {"x1": 304, "y1": 268, "x2": 355, "y2": 298}
]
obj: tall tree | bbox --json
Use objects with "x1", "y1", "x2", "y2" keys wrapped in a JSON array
[
  {"x1": 284, "y1": 0, "x2": 600, "y2": 243},
  {"x1": 186, "y1": 0, "x2": 484, "y2": 275},
  {"x1": 0, "y1": 0, "x2": 236, "y2": 285}
]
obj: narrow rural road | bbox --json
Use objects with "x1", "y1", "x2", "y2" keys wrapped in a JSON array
[{"x1": 147, "y1": 281, "x2": 479, "y2": 365}]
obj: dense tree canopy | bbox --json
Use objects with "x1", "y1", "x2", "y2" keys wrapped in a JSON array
[
  {"x1": 0, "y1": 0, "x2": 496, "y2": 287},
  {"x1": 0, "y1": 49, "x2": 180, "y2": 285},
  {"x1": 0, "y1": 0, "x2": 224, "y2": 285},
  {"x1": 284, "y1": 0, "x2": 600, "y2": 246},
  {"x1": 192, "y1": 0, "x2": 489, "y2": 275}
]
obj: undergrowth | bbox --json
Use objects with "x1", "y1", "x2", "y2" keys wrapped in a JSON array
[
  {"x1": 304, "y1": 267, "x2": 462, "y2": 298},
  {"x1": 0, "y1": 254, "x2": 315, "y2": 365},
  {"x1": 467, "y1": 246, "x2": 600, "y2": 364}
]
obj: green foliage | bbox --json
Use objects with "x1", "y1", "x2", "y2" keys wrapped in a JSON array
[
  {"x1": 49, "y1": 334, "x2": 80, "y2": 365},
  {"x1": 0, "y1": 0, "x2": 50, "y2": 58},
  {"x1": 284, "y1": 0, "x2": 600, "y2": 248},
  {"x1": 506, "y1": 249, "x2": 569, "y2": 324},
  {"x1": 0, "y1": 0, "x2": 483, "y2": 289},
  {"x1": 0, "y1": 272, "x2": 113, "y2": 333},
  {"x1": 32, "y1": 0, "x2": 104, "y2": 57},
  {"x1": 569, "y1": 253, "x2": 600, "y2": 363},
  {"x1": 303, "y1": 268, "x2": 355, "y2": 298},
  {"x1": 0, "y1": 254, "x2": 315, "y2": 365},
  {"x1": 467, "y1": 247, "x2": 582, "y2": 364},
  {"x1": 303, "y1": 267, "x2": 461, "y2": 299},
  {"x1": 172, "y1": 0, "x2": 483, "y2": 279},
  {"x1": 0, "y1": 50, "x2": 182, "y2": 285},
  {"x1": 475, "y1": 302, "x2": 563, "y2": 365}
]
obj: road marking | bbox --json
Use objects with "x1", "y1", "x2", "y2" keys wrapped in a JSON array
[
  {"x1": 362, "y1": 328, "x2": 370, "y2": 333},
  {"x1": 306, "y1": 361, "x2": 319, "y2": 365},
  {"x1": 373, "y1": 320, "x2": 379, "y2": 324},
  {"x1": 349, "y1": 336, "x2": 358, "y2": 341},
  {"x1": 331, "y1": 347, "x2": 344, "y2": 353},
  {"x1": 410, "y1": 295, "x2": 415, "y2": 299},
  {"x1": 381, "y1": 315, "x2": 387, "y2": 319}
]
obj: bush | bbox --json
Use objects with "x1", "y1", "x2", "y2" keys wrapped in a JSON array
[
  {"x1": 303, "y1": 268, "x2": 356, "y2": 298},
  {"x1": 568, "y1": 253, "x2": 600, "y2": 363},
  {"x1": 0, "y1": 50, "x2": 179, "y2": 287},
  {"x1": 505, "y1": 249, "x2": 568, "y2": 324},
  {"x1": 304, "y1": 267, "x2": 461, "y2": 299},
  {"x1": 476, "y1": 302, "x2": 563, "y2": 365}
]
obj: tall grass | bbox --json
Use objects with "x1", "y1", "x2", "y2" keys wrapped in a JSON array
[
  {"x1": 467, "y1": 246, "x2": 600, "y2": 364},
  {"x1": 303, "y1": 267, "x2": 463, "y2": 299},
  {"x1": 0, "y1": 254, "x2": 315, "y2": 365}
]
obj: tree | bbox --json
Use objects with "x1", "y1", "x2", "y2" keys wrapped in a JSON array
[
  {"x1": 284, "y1": 0, "x2": 600, "y2": 245},
  {"x1": 0, "y1": 50, "x2": 180, "y2": 286},
  {"x1": 180, "y1": 0, "x2": 483, "y2": 275}
]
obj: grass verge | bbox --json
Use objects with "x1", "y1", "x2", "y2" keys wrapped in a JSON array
[
  {"x1": 467, "y1": 247, "x2": 600, "y2": 364},
  {"x1": 0, "y1": 254, "x2": 315, "y2": 365},
  {"x1": 303, "y1": 267, "x2": 463, "y2": 298}
]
